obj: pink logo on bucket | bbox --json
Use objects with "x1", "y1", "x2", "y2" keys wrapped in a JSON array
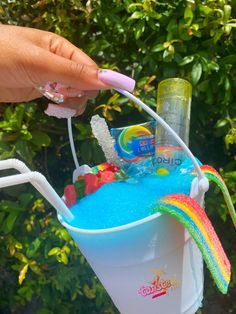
[{"x1": 138, "y1": 270, "x2": 180, "y2": 300}]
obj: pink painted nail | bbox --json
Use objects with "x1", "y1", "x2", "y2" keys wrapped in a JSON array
[{"x1": 98, "y1": 69, "x2": 135, "y2": 92}]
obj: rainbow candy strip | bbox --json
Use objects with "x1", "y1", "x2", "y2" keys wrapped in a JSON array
[
  {"x1": 91, "y1": 162, "x2": 111, "y2": 174},
  {"x1": 157, "y1": 194, "x2": 231, "y2": 294},
  {"x1": 193, "y1": 165, "x2": 236, "y2": 229}
]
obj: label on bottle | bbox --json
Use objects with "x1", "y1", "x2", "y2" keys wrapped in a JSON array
[{"x1": 155, "y1": 146, "x2": 186, "y2": 175}]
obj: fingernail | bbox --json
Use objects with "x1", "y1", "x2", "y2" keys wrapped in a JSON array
[{"x1": 99, "y1": 69, "x2": 135, "y2": 92}]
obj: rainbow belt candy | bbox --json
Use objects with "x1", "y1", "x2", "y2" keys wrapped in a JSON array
[
  {"x1": 194, "y1": 165, "x2": 236, "y2": 229},
  {"x1": 155, "y1": 165, "x2": 236, "y2": 294}
]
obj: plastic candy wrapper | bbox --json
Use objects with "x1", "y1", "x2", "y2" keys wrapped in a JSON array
[{"x1": 111, "y1": 121, "x2": 156, "y2": 166}]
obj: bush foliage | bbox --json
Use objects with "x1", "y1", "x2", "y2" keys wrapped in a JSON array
[{"x1": 0, "y1": 0, "x2": 236, "y2": 313}]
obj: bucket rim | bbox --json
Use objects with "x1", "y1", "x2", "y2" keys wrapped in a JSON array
[{"x1": 58, "y1": 211, "x2": 162, "y2": 235}]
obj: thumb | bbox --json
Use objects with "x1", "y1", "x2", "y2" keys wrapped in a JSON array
[{"x1": 32, "y1": 49, "x2": 135, "y2": 92}]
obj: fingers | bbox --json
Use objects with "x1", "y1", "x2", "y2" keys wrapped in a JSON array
[
  {"x1": 46, "y1": 34, "x2": 97, "y2": 67},
  {"x1": 30, "y1": 49, "x2": 135, "y2": 92},
  {"x1": 0, "y1": 26, "x2": 135, "y2": 95},
  {"x1": 28, "y1": 49, "x2": 108, "y2": 90},
  {"x1": 0, "y1": 87, "x2": 42, "y2": 103},
  {"x1": 0, "y1": 25, "x2": 96, "y2": 68}
]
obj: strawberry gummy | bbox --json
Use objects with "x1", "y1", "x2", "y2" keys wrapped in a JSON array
[
  {"x1": 64, "y1": 185, "x2": 77, "y2": 207},
  {"x1": 100, "y1": 170, "x2": 115, "y2": 185},
  {"x1": 84, "y1": 173, "x2": 100, "y2": 195}
]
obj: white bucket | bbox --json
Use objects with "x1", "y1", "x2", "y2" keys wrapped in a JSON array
[
  {"x1": 59, "y1": 207, "x2": 203, "y2": 314},
  {"x1": 59, "y1": 89, "x2": 207, "y2": 313}
]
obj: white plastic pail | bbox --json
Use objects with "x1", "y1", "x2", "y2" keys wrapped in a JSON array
[
  {"x1": 59, "y1": 88, "x2": 207, "y2": 313},
  {"x1": 59, "y1": 208, "x2": 203, "y2": 314}
]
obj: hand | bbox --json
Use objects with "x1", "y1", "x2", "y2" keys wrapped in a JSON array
[{"x1": 0, "y1": 25, "x2": 117, "y2": 115}]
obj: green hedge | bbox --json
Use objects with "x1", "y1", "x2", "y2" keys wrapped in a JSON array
[{"x1": 0, "y1": 1, "x2": 236, "y2": 313}]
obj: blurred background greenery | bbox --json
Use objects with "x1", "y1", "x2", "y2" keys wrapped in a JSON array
[{"x1": 0, "y1": 0, "x2": 235, "y2": 313}]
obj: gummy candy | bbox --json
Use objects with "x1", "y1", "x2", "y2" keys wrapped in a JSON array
[
  {"x1": 84, "y1": 173, "x2": 100, "y2": 195},
  {"x1": 74, "y1": 179, "x2": 86, "y2": 199},
  {"x1": 64, "y1": 185, "x2": 77, "y2": 207},
  {"x1": 99, "y1": 170, "x2": 116, "y2": 185}
]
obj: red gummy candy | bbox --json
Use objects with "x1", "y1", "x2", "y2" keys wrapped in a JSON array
[
  {"x1": 100, "y1": 170, "x2": 115, "y2": 185},
  {"x1": 64, "y1": 185, "x2": 77, "y2": 207},
  {"x1": 84, "y1": 173, "x2": 100, "y2": 195},
  {"x1": 96, "y1": 170, "x2": 103, "y2": 177},
  {"x1": 107, "y1": 162, "x2": 120, "y2": 172}
]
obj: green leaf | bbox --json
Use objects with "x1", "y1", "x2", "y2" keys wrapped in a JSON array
[
  {"x1": 226, "y1": 23, "x2": 236, "y2": 27},
  {"x1": 17, "y1": 285, "x2": 33, "y2": 301},
  {"x1": 163, "y1": 49, "x2": 172, "y2": 62},
  {"x1": 207, "y1": 61, "x2": 219, "y2": 72},
  {"x1": 152, "y1": 43, "x2": 165, "y2": 52},
  {"x1": 19, "y1": 193, "x2": 34, "y2": 208},
  {"x1": 215, "y1": 119, "x2": 228, "y2": 128},
  {"x1": 191, "y1": 62, "x2": 202, "y2": 85},
  {"x1": 128, "y1": 3, "x2": 143, "y2": 10},
  {"x1": 15, "y1": 139, "x2": 33, "y2": 164},
  {"x1": 0, "y1": 200, "x2": 25, "y2": 212},
  {"x1": 129, "y1": 11, "x2": 144, "y2": 20},
  {"x1": 59, "y1": 252, "x2": 68, "y2": 265},
  {"x1": 197, "y1": 80, "x2": 209, "y2": 92},
  {"x1": 26, "y1": 238, "x2": 41, "y2": 258},
  {"x1": 220, "y1": 55, "x2": 236, "y2": 65},
  {"x1": 56, "y1": 228, "x2": 71, "y2": 241},
  {"x1": 74, "y1": 180, "x2": 85, "y2": 199},
  {"x1": 83, "y1": 284, "x2": 96, "y2": 299},
  {"x1": 225, "y1": 128, "x2": 236, "y2": 149},
  {"x1": 0, "y1": 140, "x2": 11, "y2": 153},
  {"x1": 224, "y1": 171, "x2": 236, "y2": 180},
  {"x1": 134, "y1": 19, "x2": 145, "y2": 40},
  {"x1": 184, "y1": 6, "x2": 193, "y2": 25},
  {"x1": 14, "y1": 252, "x2": 28, "y2": 263},
  {"x1": 178, "y1": 55, "x2": 194, "y2": 66},
  {"x1": 12, "y1": 105, "x2": 25, "y2": 130},
  {"x1": 4, "y1": 107, "x2": 13, "y2": 122},
  {"x1": 199, "y1": 5, "x2": 212, "y2": 15},
  {"x1": 63, "y1": 245, "x2": 70, "y2": 254},
  {"x1": 48, "y1": 247, "x2": 61, "y2": 256},
  {"x1": 223, "y1": 5, "x2": 231, "y2": 23},
  {"x1": 19, "y1": 264, "x2": 29, "y2": 285},
  {"x1": 29, "y1": 262, "x2": 41, "y2": 275},
  {"x1": 0, "y1": 148, "x2": 14, "y2": 160},
  {"x1": 107, "y1": 93, "x2": 120, "y2": 105},
  {"x1": 148, "y1": 11, "x2": 162, "y2": 20},
  {"x1": 5, "y1": 212, "x2": 19, "y2": 233},
  {"x1": 31, "y1": 131, "x2": 51, "y2": 147}
]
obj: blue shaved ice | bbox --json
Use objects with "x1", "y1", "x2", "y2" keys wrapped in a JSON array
[{"x1": 68, "y1": 158, "x2": 198, "y2": 230}]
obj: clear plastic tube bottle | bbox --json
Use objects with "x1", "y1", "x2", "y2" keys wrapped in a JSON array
[{"x1": 155, "y1": 78, "x2": 192, "y2": 174}]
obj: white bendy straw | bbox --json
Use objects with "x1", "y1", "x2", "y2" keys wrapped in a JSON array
[{"x1": 0, "y1": 159, "x2": 73, "y2": 221}]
